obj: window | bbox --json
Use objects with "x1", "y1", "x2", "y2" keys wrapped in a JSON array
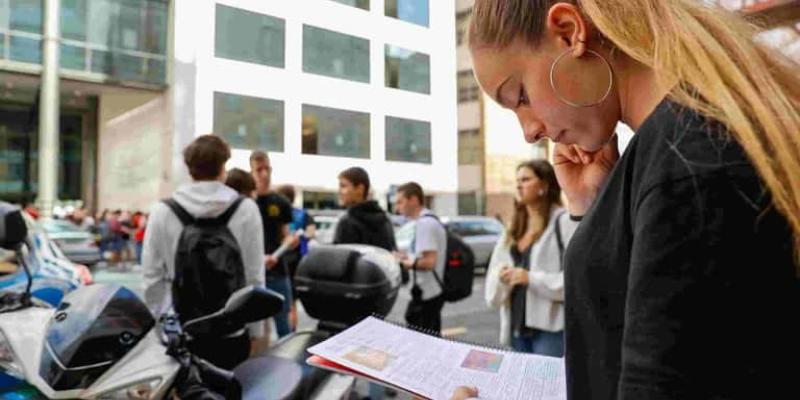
[
  {"x1": 303, "y1": 25, "x2": 370, "y2": 83},
  {"x1": 458, "y1": 70, "x2": 480, "y2": 102},
  {"x1": 385, "y1": 116, "x2": 431, "y2": 163},
  {"x1": 9, "y1": 36, "x2": 40, "y2": 63},
  {"x1": 61, "y1": 0, "x2": 87, "y2": 41},
  {"x1": 456, "y1": 9, "x2": 471, "y2": 46},
  {"x1": 215, "y1": 4, "x2": 285, "y2": 68},
  {"x1": 60, "y1": 44, "x2": 85, "y2": 70},
  {"x1": 56, "y1": 0, "x2": 169, "y2": 85},
  {"x1": 385, "y1": 0, "x2": 428, "y2": 27},
  {"x1": 0, "y1": 1, "x2": 7, "y2": 30},
  {"x1": 330, "y1": 0, "x2": 369, "y2": 10},
  {"x1": 302, "y1": 104, "x2": 370, "y2": 159},
  {"x1": 214, "y1": 92, "x2": 284, "y2": 152},
  {"x1": 385, "y1": 45, "x2": 430, "y2": 94},
  {"x1": 457, "y1": 193, "x2": 479, "y2": 216},
  {"x1": 458, "y1": 129, "x2": 482, "y2": 165},
  {"x1": 10, "y1": 0, "x2": 42, "y2": 33},
  {"x1": 302, "y1": 191, "x2": 341, "y2": 210},
  {"x1": 448, "y1": 219, "x2": 502, "y2": 237}
]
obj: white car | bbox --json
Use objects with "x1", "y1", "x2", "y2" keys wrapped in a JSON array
[{"x1": 309, "y1": 213, "x2": 343, "y2": 245}]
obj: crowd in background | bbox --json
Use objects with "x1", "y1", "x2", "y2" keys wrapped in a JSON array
[{"x1": 22, "y1": 204, "x2": 149, "y2": 266}]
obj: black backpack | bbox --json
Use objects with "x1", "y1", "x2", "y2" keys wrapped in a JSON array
[
  {"x1": 163, "y1": 197, "x2": 247, "y2": 330},
  {"x1": 415, "y1": 215, "x2": 476, "y2": 303}
]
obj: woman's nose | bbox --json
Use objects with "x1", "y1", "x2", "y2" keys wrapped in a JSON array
[{"x1": 517, "y1": 112, "x2": 545, "y2": 143}]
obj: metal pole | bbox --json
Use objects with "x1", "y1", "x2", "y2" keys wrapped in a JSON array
[{"x1": 36, "y1": 0, "x2": 61, "y2": 218}]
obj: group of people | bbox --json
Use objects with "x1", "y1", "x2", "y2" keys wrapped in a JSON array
[
  {"x1": 139, "y1": 135, "x2": 454, "y2": 374},
  {"x1": 140, "y1": 0, "x2": 800, "y2": 398},
  {"x1": 22, "y1": 204, "x2": 149, "y2": 266},
  {"x1": 91, "y1": 209, "x2": 148, "y2": 265}
]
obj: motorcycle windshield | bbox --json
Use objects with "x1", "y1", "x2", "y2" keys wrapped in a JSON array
[{"x1": 39, "y1": 284, "x2": 155, "y2": 391}]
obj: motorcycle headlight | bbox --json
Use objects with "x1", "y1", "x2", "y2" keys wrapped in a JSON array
[
  {"x1": 97, "y1": 379, "x2": 162, "y2": 400},
  {"x1": 0, "y1": 329, "x2": 24, "y2": 380}
]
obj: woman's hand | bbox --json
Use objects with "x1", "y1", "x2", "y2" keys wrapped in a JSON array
[
  {"x1": 500, "y1": 267, "x2": 529, "y2": 287},
  {"x1": 449, "y1": 386, "x2": 479, "y2": 400},
  {"x1": 552, "y1": 134, "x2": 619, "y2": 216},
  {"x1": 499, "y1": 266, "x2": 513, "y2": 285}
]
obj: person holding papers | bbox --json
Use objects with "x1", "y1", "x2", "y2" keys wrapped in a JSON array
[
  {"x1": 451, "y1": 0, "x2": 800, "y2": 399},
  {"x1": 485, "y1": 160, "x2": 577, "y2": 356}
]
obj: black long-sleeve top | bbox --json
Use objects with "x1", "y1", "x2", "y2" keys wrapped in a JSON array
[{"x1": 564, "y1": 99, "x2": 800, "y2": 399}]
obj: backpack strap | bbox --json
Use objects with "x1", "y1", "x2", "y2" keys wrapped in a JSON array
[
  {"x1": 214, "y1": 196, "x2": 246, "y2": 226},
  {"x1": 554, "y1": 210, "x2": 566, "y2": 270},
  {"x1": 163, "y1": 199, "x2": 195, "y2": 226},
  {"x1": 415, "y1": 213, "x2": 446, "y2": 290}
]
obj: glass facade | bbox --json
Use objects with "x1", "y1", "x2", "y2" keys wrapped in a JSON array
[
  {"x1": 385, "y1": 45, "x2": 430, "y2": 94},
  {"x1": 0, "y1": 108, "x2": 84, "y2": 201},
  {"x1": 458, "y1": 70, "x2": 480, "y2": 102},
  {"x1": 302, "y1": 104, "x2": 370, "y2": 159},
  {"x1": 330, "y1": 0, "x2": 369, "y2": 10},
  {"x1": 0, "y1": 0, "x2": 168, "y2": 85},
  {"x1": 214, "y1": 92, "x2": 285, "y2": 152},
  {"x1": 385, "y1": 116, "x2": 431, "y2": 163},
  {"x1": 215, "y1": 4, "x2": 285, "y2": 68},
  {"x1": 385, "y1": 0, "x2": 429, "y2": 27},
  {"x1": 303, "y1": 25, "x2": 370, "y2": 83}
]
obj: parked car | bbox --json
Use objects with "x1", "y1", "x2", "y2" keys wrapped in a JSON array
[
  {"x1": 308, "y1": 210, "x2": 344, "y2": 245},
  {"x1": 395, "y1": 215, "x2": 504, "y2": 273},
  {"x1": 32, "y1": 224, "x2": 94, "y2": 286},
  {"x1": 38, "y1": 218, "x2": 102, "y2": 267}
]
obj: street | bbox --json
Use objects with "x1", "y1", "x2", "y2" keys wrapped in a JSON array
[{"x1": 94, "y1": 263, "x2": 502, "y2": 348}]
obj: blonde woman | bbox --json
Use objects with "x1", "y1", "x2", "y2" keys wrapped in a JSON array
[
  {"x1": 452, "y1": 0, "x2": 800, "y2": 399},
  {"x1": 486, "y1": 160, "x2": 577, "y2": 356}
]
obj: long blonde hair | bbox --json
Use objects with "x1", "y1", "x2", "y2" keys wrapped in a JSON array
[{"x1": 470, "y1": 0, "x2": 800, "y2": 263}]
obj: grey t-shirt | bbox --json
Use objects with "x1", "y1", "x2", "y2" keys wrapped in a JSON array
[{"x1": 411, "y1": 210, "x2": 447, "y2": 301}]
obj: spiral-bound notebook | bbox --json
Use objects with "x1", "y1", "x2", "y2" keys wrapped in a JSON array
[{"x1": 307, "y1": 316, "x2": 566, "y2": 400}]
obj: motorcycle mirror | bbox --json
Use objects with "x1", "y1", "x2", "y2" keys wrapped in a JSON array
[
  {"x1": 0, "y1": 203, "x2": 27, "y2": 251},
  {"x1": 183, "y1": 286, "x2": 284, "y2": 338}
]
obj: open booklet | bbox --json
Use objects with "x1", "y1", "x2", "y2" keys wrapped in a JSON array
[{"x1": 307, "y1": 317, "x2": 566, "y2": 400}]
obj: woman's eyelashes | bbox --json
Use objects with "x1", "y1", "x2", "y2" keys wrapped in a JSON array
[{"x1": 517, "y1": 85, "x2": 529, "y2": 108}]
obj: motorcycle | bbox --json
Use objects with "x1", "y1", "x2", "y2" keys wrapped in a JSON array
[
  {"x1": 0, "y1": 204, "x2": 302, "y2": 399},
  {"x1": 250, "y1": 243, "x2": 402, "y2": 399},
  {"x1": 0, "y1": 209, "x2": 83, "y2": 391}
]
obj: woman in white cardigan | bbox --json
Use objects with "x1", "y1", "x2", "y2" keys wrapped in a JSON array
[{"x1": 486, "y1": 160, "x2": 578, "y2": 356}]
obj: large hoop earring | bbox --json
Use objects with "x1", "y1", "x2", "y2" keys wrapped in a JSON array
[{"x1": 549, "y1": 48, "x2": 614, "y2": 108}]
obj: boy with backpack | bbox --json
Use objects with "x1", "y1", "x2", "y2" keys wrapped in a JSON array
[
  {"x1": 142, "y1": 135, "x2": 265, "y2": 369},
  {"x1": 394, "y1": 182, "x2": 448, "y2": 335}
]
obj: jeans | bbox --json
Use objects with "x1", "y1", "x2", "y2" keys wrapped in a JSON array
[
  {"x1": 512, "y1": 329, "x2": 564, "y2": 357},
  {"x1": 265, "y1": 276, "x2": 293, "y2": 338},
  {"x1": 135, "y1": 242, "x2": 143, "y2": 265}
]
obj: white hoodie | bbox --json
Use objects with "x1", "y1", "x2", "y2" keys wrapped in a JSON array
[{"x1": 142, "y1": 181, "x2": 266, "y2": 337}]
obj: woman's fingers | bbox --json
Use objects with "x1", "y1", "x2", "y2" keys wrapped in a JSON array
[
  {"x1": 552, "y1": 143, "x2": 580, "y2": 165},
  {"x1": 573, "y1": 145, "x2": 594, "y2": 165},
  {"x1": 450, "y1": 386, "x2": 480, "y2": 400}
]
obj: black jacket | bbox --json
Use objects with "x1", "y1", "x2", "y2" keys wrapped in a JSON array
[
  {"x1": 333, "y1": 200, "x2": 397, "y2": 252},
  {"x1": 564, "y1": 99, "x2": 800, "y2": 399}
]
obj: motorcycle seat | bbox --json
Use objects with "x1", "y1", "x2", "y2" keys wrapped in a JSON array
[{"x1": 257, "y1": 330, "x2": 333, "y2": 399}]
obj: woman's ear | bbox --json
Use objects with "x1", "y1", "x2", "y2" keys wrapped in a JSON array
[{"x1": 546, "y1": 3, "x2": 591, "y2": 57}]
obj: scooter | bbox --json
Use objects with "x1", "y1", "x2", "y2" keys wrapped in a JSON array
[
  {"x1": 249, "y1": 243, "x2": 403, "y2": 399},
  {"x1": 0, "y1": 204, "x2": 302, "y2": 399}
]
